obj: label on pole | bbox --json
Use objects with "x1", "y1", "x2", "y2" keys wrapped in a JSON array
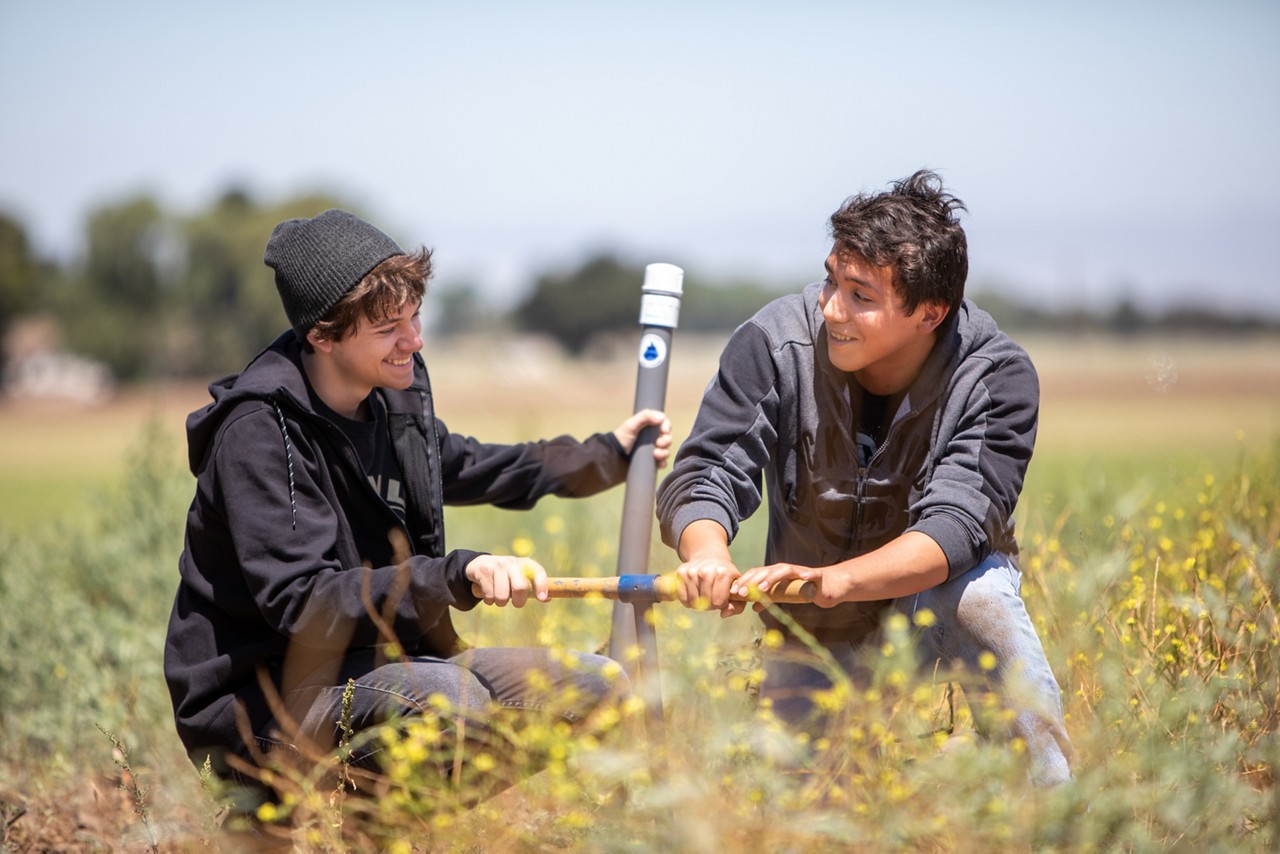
[
  {"x1": 637, "y1": 333, "x2": 667, "y2": 370},
  {"x1": 639, "y1": 293, "x2": 681, "y2": 328}
]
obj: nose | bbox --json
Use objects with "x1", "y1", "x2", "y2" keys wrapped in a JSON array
[
  {"x1": 821, "y1": 287, "x2": 848, "y2": 324},
  {"x1": 402, "y1": 314, "x2": 424, "y2": 350}
]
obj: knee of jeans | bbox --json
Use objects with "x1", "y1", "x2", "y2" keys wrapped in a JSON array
[
  {"x1": 957, "y1": 580, "x2": 1011, "y2": 624},
  {"x1": 572, "y1": 652, "x2": 632, "y2": 703},
  {"x1": 944, "y1": 566, "x2": 1022, "y2": 635},
  {"x1": 440, "y1": 668, "x2": 494, "y2": 714},
  {"x1": 911, "y1": 579, "x2": 1017, "y2": 664},
  {"x1": 373, "y1": 661, "x2": 493, "y2": 719},
  {"x1": 926, "y1": 558, "x2": 1013, "y2": 624}
]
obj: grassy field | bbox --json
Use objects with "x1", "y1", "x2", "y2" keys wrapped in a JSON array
[
  {"x1": 0, "y1": 330, "x2": 1277, "y2": 851},
  {"x1": 2, "y1": 332, "x2": 1275, "y2": 531}
]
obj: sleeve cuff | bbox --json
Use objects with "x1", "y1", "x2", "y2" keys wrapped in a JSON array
[
  {"x1": 908, "y1": 514, "x2": 983, "y2": 580},
  {"x1": 444, "y1": 549, "x2": 488, "y2": 611},
  {"x1": 664, "y1": 500, "x2": 740, "y2": 550}
]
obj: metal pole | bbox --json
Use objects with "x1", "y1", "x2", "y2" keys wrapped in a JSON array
[{"x1": 607, "y1": 263, "x2": 683, "y2": 735}]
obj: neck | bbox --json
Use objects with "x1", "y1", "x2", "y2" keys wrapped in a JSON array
[
  {"x1": 300, "y1": 350, "x2": 370, "y2": 420},
  {"x1": 853, "y1": 329, "x2": 938, "y2": 396}
]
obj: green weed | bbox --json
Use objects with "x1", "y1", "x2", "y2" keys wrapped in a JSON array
[{"x1": 0, "y1": 428, "x2": 1276, "y2": 850}]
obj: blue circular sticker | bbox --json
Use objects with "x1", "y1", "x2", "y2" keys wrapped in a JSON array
[{"x1": 638, "y1": 333, "x2": 667, "y2": 368}]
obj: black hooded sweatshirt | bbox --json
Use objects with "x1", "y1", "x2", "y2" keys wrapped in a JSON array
[{"x1": 164, "y1": 332, "x2": 629, "y2": 765}]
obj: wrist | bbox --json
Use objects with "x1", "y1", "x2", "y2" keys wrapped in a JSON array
[
  {"x1": 685, "y1": 547, "x2": 734, "y2": 565},
  {"x1": 824, "y1": 563, "x2": 855, "y2": 603},
  {"x1": 677, "y1": 519, "x2": 733, "y2": 563}
]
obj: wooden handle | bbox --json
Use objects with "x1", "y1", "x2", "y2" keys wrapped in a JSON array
[{"x1": 470, "y1": 574, "x2": 816, "y2": 605}]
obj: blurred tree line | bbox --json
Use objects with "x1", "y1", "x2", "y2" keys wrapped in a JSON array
[
  {"x1": 1, "y1": 189, "x2": 1275, "y2": 386},
  {"x1": 0, "y1": 189, "x2": 793, "y2": 383},
  {"x1": 515, "y1": 254, "x2": 785, "y2": 355},
  {"x1": 0, "y1": 189, "x2": 358, "y2": 383}
]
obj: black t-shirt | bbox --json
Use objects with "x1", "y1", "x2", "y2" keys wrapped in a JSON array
[
  {"x1": 849, "y1": 379, "x2": 897, "y2": 468},
  {"x1": 310, "y1": 390, "x2": 407, "y2": 522}
]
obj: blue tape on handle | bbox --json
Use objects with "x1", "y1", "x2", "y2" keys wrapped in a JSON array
[{"x1": 616, "y1": 574, "x2": 658, "y2": 603}]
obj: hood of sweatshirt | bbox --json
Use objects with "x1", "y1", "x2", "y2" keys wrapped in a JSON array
[{"x1": 185, "y1": 330, "x2": 428, "y2": 477}]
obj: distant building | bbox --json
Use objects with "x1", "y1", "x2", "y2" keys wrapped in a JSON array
[{"x1": 2, "y1": 316, "x2": 114, "y2": 404}]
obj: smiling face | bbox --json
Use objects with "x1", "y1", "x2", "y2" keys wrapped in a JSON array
[
  {"x1": 306, "y1": 298, "x2": 424, "y2": 418},
  {"x1": 819, "y1": 246, "x2": 949, "y2": 395}
]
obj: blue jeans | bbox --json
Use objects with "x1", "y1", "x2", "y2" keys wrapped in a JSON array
[
  {"x1": 281, "y1": 646, "x2": 628, "y2": 772},
  {"x1": 762, "y1": 554, "x2": 1073, "y2": 786}
]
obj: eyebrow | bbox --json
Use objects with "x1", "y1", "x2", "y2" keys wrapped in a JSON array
[
  {"x1": 825, "y1": 257, "x2": 881, "y2": 292},
  {"x1": 370, "y1": 301, "x2": 422, "y2": 329}
]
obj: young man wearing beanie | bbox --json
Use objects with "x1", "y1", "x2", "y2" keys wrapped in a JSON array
[
  {"x1": 164, "y1": 209, "x2": 672, "y2": 795},
  {"x1": 657, "y1": 171, "x2": 1072, "y2": 786}
]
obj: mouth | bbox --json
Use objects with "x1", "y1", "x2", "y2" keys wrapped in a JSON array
[
  {"x1": 827, "y1": 330, "x2": 856, "y2": 343},
  {"x1": 386, "y1": 356, "x2": 412, "y2": 367}
]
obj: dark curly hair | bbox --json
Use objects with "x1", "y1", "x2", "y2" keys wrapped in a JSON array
[
  {"x1": 306, "y1": 248, "x2": 433, "y2": 349},
  {"x1": 829, "y1": 169, "x2": 968, "y2": 315}
]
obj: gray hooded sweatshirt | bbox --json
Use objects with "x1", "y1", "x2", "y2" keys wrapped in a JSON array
[{"x1": 656, "y1": 283, "x2": 1038, "y2": 634}]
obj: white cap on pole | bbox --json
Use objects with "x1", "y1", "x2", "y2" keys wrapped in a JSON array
[{"x1": 638, "y1": 263, "x2": 684, "y2": 329}]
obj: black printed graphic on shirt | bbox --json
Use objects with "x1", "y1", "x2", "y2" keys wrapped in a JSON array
[
  {"x1": 367, "y1": 472, "x2": 406, "y2": 520},
  {"x1": 785, "y1": 385, "x2": 922, "y2": 563},
  {"x1": 313, "y1": 391, "x2": 408, "y2": 523}
]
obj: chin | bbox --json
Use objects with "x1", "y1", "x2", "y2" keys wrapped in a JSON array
[{"x1": 826, "y1": 348, "x2": 861, "y2": 374}]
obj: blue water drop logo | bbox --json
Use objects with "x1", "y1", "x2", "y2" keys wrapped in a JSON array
[{"x1": 638, "y1": 334, "x2": 666, "y2": 368}]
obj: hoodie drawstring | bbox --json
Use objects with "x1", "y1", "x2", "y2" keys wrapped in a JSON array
[{"x1": 271, "y1": 401, "x2": 298, "y2": 530}]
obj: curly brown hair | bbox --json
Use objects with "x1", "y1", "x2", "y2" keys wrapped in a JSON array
[
  {"x1": 829, "y1": 170, "x2": 968, "y2": 315},
  {"x1": 306, "y1": 248, "x2": 433, "y2": 348}
]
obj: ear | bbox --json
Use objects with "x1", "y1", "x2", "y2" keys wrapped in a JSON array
[
  {"x1": 306, "y1": 329, "x2": 334, "y2": 354},
  {"x1": 917, "y1": 301, "x2": 950, "y2": 333}
]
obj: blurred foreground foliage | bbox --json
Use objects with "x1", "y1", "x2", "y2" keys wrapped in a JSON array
[{"x1": 0, "y1": 426, "x2": 1277, "y2": 850}]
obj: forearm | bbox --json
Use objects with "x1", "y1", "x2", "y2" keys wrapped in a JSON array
[
  {"x1": 441, "y1": 429, "x2": 627, "y2": 508},
  {"x1": 828, "y1": 531, "x2": 949, "y2": 601},
  {"x1": 734, "y1": 531, "x2": 950, "y2": 608}
]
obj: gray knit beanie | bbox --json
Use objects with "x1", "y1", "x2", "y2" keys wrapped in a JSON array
[{"x1": 264, "y1": 209, "x2": 405, "y2": 341}]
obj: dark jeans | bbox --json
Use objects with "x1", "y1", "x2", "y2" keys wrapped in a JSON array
[{"x1": 278, "y1": 646, "x2": 628, "y2": 773}]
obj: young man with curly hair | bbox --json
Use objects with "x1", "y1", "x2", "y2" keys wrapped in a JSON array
[
  {"x1": 165, "y1": 209, "x2": 671, "y2": 793},
  {"x1": 657, "y1": 171, "x2": 1072, "y2": 785}
]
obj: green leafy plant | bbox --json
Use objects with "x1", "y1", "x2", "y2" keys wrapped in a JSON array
[{"x1": 1, "y1": 425, "x2": 1276, "y2": 850}]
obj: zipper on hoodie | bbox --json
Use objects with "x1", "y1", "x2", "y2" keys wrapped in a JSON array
[
  {"x1": 417, "y1": 386, "x2": 446, "y2": 558},
  {"x1": 852, "y1": 464, "x2": 868, "y2": 555},
  {"x1": 851, "y1": 399, "x2": 912, "y2": 555}
]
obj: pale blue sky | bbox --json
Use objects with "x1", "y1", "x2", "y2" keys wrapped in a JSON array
[{"x1": 2, "y1": 1, "x2": 1278, "y2": 314}]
